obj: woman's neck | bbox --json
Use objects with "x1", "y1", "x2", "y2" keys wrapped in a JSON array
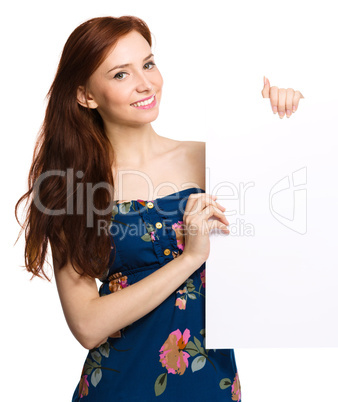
[{"x1": 105, "y1": 122, "x2": 162, "y2": 168}]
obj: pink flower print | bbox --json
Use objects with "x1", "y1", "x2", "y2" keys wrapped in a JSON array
[
  {"x1": 172, "y1": 220, "x2": 185, "y2": 251},
  {"x1": 79, "y1": 372, "x2": 89, "y2": 398},
  {"x1": 200, "y1": 269, "x2": 205, "y2": 288},
  {"x1": 159, "y1": 329, "x2": 191, "y2": 375},
  {"x1": 175, "y1": 297, "x2": 187, "y2": 310},
  {"x1": 231, "y1": 372, "x2": 241, "y2": 401},
  {"x1": 108, "y1": 272, "x2": 129, "y2": 293},
  {"x1": 175, "y1": 286, "x2": 187, "y2": 309},
  {"x1": 150, "y1": 231, "x2": 156, "y2": 241},
  {"x1": 177, "y1": 287, "x2": 187, "y2": 295}
]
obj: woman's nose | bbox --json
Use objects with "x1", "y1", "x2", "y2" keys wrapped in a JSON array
[{"x1": 135, "y1": 71, "x2": 153, "y2": 92}]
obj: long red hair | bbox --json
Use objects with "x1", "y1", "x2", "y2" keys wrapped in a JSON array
[{"x1": 14, "y1": 16, "x2": 153, "y2": 280}]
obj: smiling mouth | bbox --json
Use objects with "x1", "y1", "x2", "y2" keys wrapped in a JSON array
[{"x1": 130, "y1": 93, "x2": 156, "y2": 108}]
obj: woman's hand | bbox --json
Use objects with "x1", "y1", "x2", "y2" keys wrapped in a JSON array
[
  {"x1": 261, "y1": 76, "x2": 304, "y2": 119},
  {"x1": 181, "y1": 194, "x2": 229, "y2": 267}
]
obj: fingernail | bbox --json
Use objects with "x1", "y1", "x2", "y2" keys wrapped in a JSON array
[
  {"x1": 272, "y1": 106, "x2": 277, "y2": 113},
  {"x1": 286, "y1": 110, "x2": 291, "y2": 117},
  {"x1": 279, "y1": 112, "x2": 284, "y2": 118},
  {"x1": 292, "y1": 106, "x2": 296, "y2": 112}
]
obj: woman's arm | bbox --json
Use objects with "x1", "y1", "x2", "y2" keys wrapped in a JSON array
[
  {"x1": 52, "y1": 242, "x2": 201, "y2": 350},
  {"x1": 52, "y1": 192, "x2": 228, "y2": 350}
]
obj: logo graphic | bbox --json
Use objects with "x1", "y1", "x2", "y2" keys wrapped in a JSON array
[{"x1": 269, "y1": 167, "x2": 307, "y2": 234}]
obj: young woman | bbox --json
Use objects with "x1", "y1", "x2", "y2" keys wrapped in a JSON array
[{"x1": 15, "y1": 16, "x2": 303, "y2": 401}]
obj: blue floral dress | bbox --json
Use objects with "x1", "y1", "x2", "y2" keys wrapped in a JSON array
[{"x1": 72, "y1": 187, "x2": 241, "y2": 401}]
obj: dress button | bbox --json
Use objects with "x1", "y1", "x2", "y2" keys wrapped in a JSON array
[
  {"x1": 163, "y1": 248, "x2": 171, "y2": 256},
  {"x1": 147, "y1": 202, "x2": 154, "y2": 208},
  {"x1": 155, "y1": 222, "x2": 162, "y2": 229}
]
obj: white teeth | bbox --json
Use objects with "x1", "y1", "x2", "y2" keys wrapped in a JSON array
[{"x1": 132, "y1": 94, "x2": 155, "y2": 107}]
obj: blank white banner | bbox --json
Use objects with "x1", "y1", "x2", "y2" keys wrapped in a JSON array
[{"x1": 206, "y1": 99, "x2": 338, "y2": 348}]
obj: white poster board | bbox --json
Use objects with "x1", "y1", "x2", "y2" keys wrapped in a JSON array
[{"x1": 206, "y1": 99, "x2": 338, "y2": 348}]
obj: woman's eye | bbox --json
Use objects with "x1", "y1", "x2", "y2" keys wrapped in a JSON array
[
  {"x1": 144, "y1": 62, "x2": 155, "y2": 70},
  {"x1": 114, "y1": 72, "x2": 127, "y2": 80},
  {"x1": 113, "y1": 62, "x2": 155, "y2": 79}
]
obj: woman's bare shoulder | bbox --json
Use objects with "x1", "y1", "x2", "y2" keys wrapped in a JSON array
[
  {"x1": 182, "y1": 140, "x2": 205, "y2": 157},
  {"x1": 160, "y1": 138, "x2": 205, "y2": 160},
  {"x1": 174, "y1": 140, "x2": 205, "y2": 175},
  {"x1": 173, "y1": 139, "x2": 205, "y2": 152},
  {"x1": 184, "y1": 140, "x2": 205, "y2": 146},
  {"x1": 155, "y1": 138, "x2": 205, "y2": 190}
]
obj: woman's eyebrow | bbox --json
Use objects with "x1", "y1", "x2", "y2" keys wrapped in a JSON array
[{"x1": 106, "y1": 53, "x2": 154, "y2": 74}]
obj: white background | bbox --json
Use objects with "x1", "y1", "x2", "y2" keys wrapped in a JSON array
[{"x1": 2, "y1": 0, "x2": 337, "y2": 401}]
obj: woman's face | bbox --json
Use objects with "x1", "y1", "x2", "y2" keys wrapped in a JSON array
[{"x1": 83, "y1": 30, "x2": 163, "y2": 127}]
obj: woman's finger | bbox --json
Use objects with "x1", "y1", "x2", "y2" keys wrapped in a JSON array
[
  {"x1": 277, "y1": 88, "x2": 287, "y2": 118},
  {"x1": 286, "y1": 88, "x2": 295, "y2": 118},
  {"x1": 261, "y1": 76, "x2": 270, "y2": 98},
  {"x1": 185, "y1": 193, "x2": 218, "y2": 215},
  {"x1": 208, "y1": 219, "x2": 230, "y2": 234},
  {"x1": 269, "y1": 86, "x2": 279, "y2": 114},
  {"x1": 211, "y1": 196, "x2": 226, "y2": 212},
  {"x1": 184, "y1": 193, "x2": 214, "y2": 214},
  {"x1": 199, "y1": 203, "x2": 229, "y2": 227},
  {"x1": 184, "y1": 194, "x2": 229, "y2": 225},
  {"x1": 292, "y1": 90, "x2": 304, "y2": 112},
  {"x1": 197, "y1": 200, "x2": 229, "y2": 226}
]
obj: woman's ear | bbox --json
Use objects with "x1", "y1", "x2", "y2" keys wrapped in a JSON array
[{"x1": 77, "y1": 86, "x2": 98, "y2": 109}]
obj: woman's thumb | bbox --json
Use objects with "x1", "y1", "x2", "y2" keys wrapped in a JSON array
[{"x1": 261, "y1": 76, "x2": 270, "y2": 98}]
